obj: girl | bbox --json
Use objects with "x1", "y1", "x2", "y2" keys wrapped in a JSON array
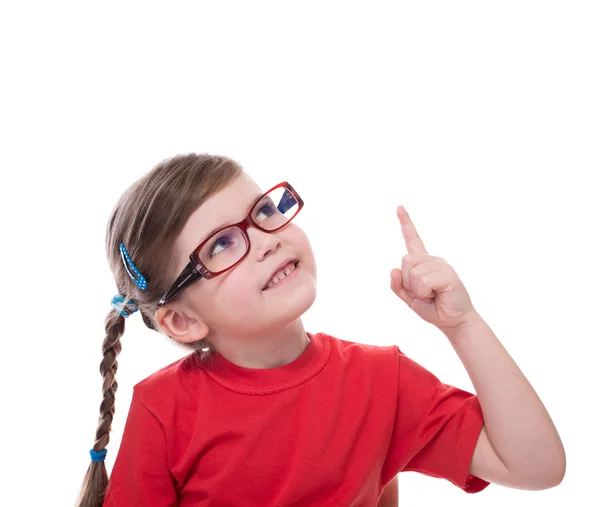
[{"x1": 77, "y1": 153, "x2": 565, "y2": 506}]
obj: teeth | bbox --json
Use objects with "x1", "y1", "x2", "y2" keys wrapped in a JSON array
[{"x1": 265, "y1": 262, "x2": 296, "y2": 289}]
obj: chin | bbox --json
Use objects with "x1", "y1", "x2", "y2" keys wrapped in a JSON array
[{"x1": 285, "y1": 281, "x2": 317, "y2": 322}]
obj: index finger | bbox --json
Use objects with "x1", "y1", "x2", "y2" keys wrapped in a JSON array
[{"x1": 396, "y1": 205, "x2": 428, "y2": 255}]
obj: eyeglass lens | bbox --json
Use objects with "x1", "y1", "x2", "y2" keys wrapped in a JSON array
[{"x1": 197, "y1": 187, "x2": 299, "y2": 273}]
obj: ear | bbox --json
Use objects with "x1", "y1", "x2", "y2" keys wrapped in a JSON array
[{"x1": 154, "y1": 305, "x2": 209, "y2": 344}]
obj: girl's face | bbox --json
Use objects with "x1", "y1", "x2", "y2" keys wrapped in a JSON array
[{"x1": 159, "y1": 172, "x2": 317, "y2": 344}]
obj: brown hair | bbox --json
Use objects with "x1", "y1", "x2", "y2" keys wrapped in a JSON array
[{"x1": 75, "y1": 153, "x2": 242, "y2": 507}]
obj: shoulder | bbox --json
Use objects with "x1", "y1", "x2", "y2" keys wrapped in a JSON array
[
  {"x1": 134, "y1": 353, "x2": 191, "y2": 390},
  {"x1": 320, "y1": 331, "x2": 396, "y2": 354},
  {"x1": 315, "y1": 332, "x2": 400, "y2": 406},
  {"x1": 132, "y1": 352, "x2": 203, "y2": 410},
  {"x1": 316, "y1": 331, "x2": 398, "y2": 370}
]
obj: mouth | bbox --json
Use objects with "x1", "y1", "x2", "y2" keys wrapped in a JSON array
[{"x1": 262, "y1": 260, "x2": 299, "y2": 291}]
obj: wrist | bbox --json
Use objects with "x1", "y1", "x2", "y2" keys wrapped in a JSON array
[{"x1": 440, "y1": 310, "x2": 482, "y2": 341}]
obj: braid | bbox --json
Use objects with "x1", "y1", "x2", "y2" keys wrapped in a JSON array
[
  {"x1": 96, "y1": 310, "x2": 124, "y2": 451},
  {"x1": 75, "y1": 310, "x2": 125, "y2": 507}
]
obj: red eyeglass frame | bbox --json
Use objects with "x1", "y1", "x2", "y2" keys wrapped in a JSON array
[{"x1": 157, "y1": 181, "x2": 304, "y2": 307}]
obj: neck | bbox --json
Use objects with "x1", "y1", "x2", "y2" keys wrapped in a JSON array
[{"x1": 209, "y1": 319, "x2": 310, "y2": 369}]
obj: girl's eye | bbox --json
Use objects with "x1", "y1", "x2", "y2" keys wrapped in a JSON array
[
  {"x1": 255, "y1": 201, "x2": 277, "y2": 222},
  {"x1": 209, "y1": 235, "x2": 233, "y2": 257}
]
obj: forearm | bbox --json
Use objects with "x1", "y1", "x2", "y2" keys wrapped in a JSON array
[
  {"x1": 442, "y1": 311, "x2": 565, "y2": 479},
  {"x1": 377, "y1": 476, "x2": 398, "y2": 507}
]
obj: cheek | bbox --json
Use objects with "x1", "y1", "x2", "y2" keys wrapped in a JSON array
[
  {"x1": 183, "y1": 271, "x2": 255, "y2": 310},
  {"x1": 217, "y1": 269, "x2": 260, "y2": 304},
  {"x1": 186, "y1": 276, "x2": 258, "y2": 329},
  {"x1": 288, "y1": 226, "x2": 314, "y2": 257},
  {"x1": 212, "y1": 276, "x2": 263, "y2": 329},
  {"x1": 295, "y1": 230, "x2": 317, "y2": 273}
]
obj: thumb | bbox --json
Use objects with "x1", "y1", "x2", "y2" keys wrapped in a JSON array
[
  {"x1": 390, "y1": 268, "x2": 402, "y2": 286},
  {"x1": 390, "y1": 268, "x2": 410, "y2": 303}
]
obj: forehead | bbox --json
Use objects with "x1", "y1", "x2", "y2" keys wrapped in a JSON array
[{"x1": 176, "y1": 172, "x2": 263, "y2": 255}]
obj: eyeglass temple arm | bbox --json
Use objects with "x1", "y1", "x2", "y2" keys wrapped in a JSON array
[{"x1": 158, "y1": 262, "x2": 203, "y2": 306}]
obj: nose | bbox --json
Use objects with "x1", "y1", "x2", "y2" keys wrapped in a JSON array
[{"x1": 247, "y1": 225, "x2": 281, "y2": 261}]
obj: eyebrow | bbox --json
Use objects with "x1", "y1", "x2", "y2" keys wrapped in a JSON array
[{"x1": 197, "y1": 191, "x2": 265, "y2": 245}]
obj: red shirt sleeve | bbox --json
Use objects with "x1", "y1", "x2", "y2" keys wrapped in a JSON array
[
  {"x1": 381, "y1": 346, "x2": 490, "y2": 494},
  {"x1": 103, "y1": 388, "x2": 178, "y2": 506}
]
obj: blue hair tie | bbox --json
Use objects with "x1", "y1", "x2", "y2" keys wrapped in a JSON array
[
  {"x1": 111, "y1": 294, "x2": 138, "y2": 317},
  {"x1": 90, "y1": 448, "x2": 107, "y2": 462},
  {"x1": 120, "y1": 242, "x2": 148, "y2": 291}
]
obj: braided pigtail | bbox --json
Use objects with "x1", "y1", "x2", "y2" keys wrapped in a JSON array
[
  {"x1": 75, "y1": 306, "x2": 129, "y2": 507},
  {"x1": 76, "y1": 153, "x2": 244, "y2": 504}
]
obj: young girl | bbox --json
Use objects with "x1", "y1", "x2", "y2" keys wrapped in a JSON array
[{"x1": 77, "y1": 153, "x2": 565, "y2": 506}]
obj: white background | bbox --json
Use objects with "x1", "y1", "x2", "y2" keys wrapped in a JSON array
[{"x1": 1, "y1": 1, "x2": 598, "y2": 506}]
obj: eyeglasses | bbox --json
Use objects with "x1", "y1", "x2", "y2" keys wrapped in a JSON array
[{"x1": 157, "y1": 181, "x2": 304, "y2": 307}]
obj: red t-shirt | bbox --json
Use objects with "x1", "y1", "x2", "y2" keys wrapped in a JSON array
[{"x1": 103, "y1": 331, "x2": 490, "y2": 506}]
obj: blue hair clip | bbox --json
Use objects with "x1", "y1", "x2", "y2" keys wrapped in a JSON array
[
  {"x1": 90, "y1": 448, "x2": 107, "y2": 462},
  {"x1": 111, "y1": 294, "x2": 138, "y2": 317},
  {"x1": 119, "y1": 243, "x2": 148, "y2": 290}
]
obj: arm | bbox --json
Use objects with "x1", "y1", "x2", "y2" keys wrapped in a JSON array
[
  {"x1": 103, "y1": 390, "x2": 178, "y2": 506},
  {"x1": 444, "y1": 312, "x2": 566, "y2": 490},
  {"x1": 391, "y1": 205, "x2": 566, "y2": 490},
  {"x1": 390, "y1": 205, "x2": 565, "y2": 491},
  {"x1": 377, "y1": 476, "x2": 398, "y2": 507}
]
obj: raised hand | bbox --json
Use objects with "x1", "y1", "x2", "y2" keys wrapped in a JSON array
[{"x1": 390, "y1": 206, "x2": 477, "y2": 334}]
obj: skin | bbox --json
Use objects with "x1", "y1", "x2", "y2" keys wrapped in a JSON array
[
  {"x1": 156, "y1": 190, "x2": 565, "y2": 497},
  {"x1": 378, "y1": 476, "x2": 398, "y2": 506},
  {"x1": 156, "y1": 171, "x2": 318, "y2": 368},
  {"x1": 390, "y1": 205, "x2": 566, "y2": 489},
  {"x1": 155, "y1": 172, "x2": 399, "y2": 504}
]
